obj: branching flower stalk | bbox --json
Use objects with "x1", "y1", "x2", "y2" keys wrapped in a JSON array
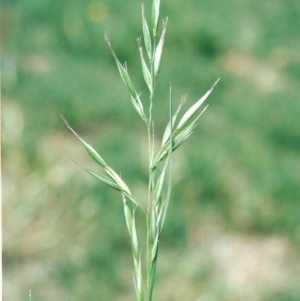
[{"x1": 62, "y1": 0, "x2": 219, "y2": 300}]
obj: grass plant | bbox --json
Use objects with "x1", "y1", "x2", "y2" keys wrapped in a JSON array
[{"x1": 62, "y1": 0, "x2": 218, "y2": 300}]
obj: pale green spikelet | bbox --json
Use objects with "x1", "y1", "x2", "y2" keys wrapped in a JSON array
[
  {"x1": 153, "y1": 18, "x2": 168, "y2": 77},
  {"x1": 151, "y1": 0, "x2": 160, "y2": 37}
]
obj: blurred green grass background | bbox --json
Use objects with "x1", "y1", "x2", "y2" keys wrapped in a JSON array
[{"x1": 2, "y1": 0, "x2": 300, "y2": 300}]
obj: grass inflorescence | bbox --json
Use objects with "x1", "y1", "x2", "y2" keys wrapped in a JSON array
[{"x1": 63, "y1": 0, "x2": 218, "y2": 300}]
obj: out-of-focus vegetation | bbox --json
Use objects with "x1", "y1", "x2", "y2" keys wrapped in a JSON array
[{"x1": 2, "y1": 0, "x2": 300, "y2": 300}]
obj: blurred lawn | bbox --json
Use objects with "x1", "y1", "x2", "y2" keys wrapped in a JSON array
[{"x1": 2, "y1": 0, "x2": 300, "y2": 300}]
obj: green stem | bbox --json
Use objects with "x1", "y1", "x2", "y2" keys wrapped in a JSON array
[
  {"x1": 147, "y1": 256, "x2": 157, "y2": 301},
  {"x1": 146, "y1": 33, "x2": 158, "y2": 301},
  {"x1": 146, "y1": 122, "x2": 153, "y2": 300}
]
